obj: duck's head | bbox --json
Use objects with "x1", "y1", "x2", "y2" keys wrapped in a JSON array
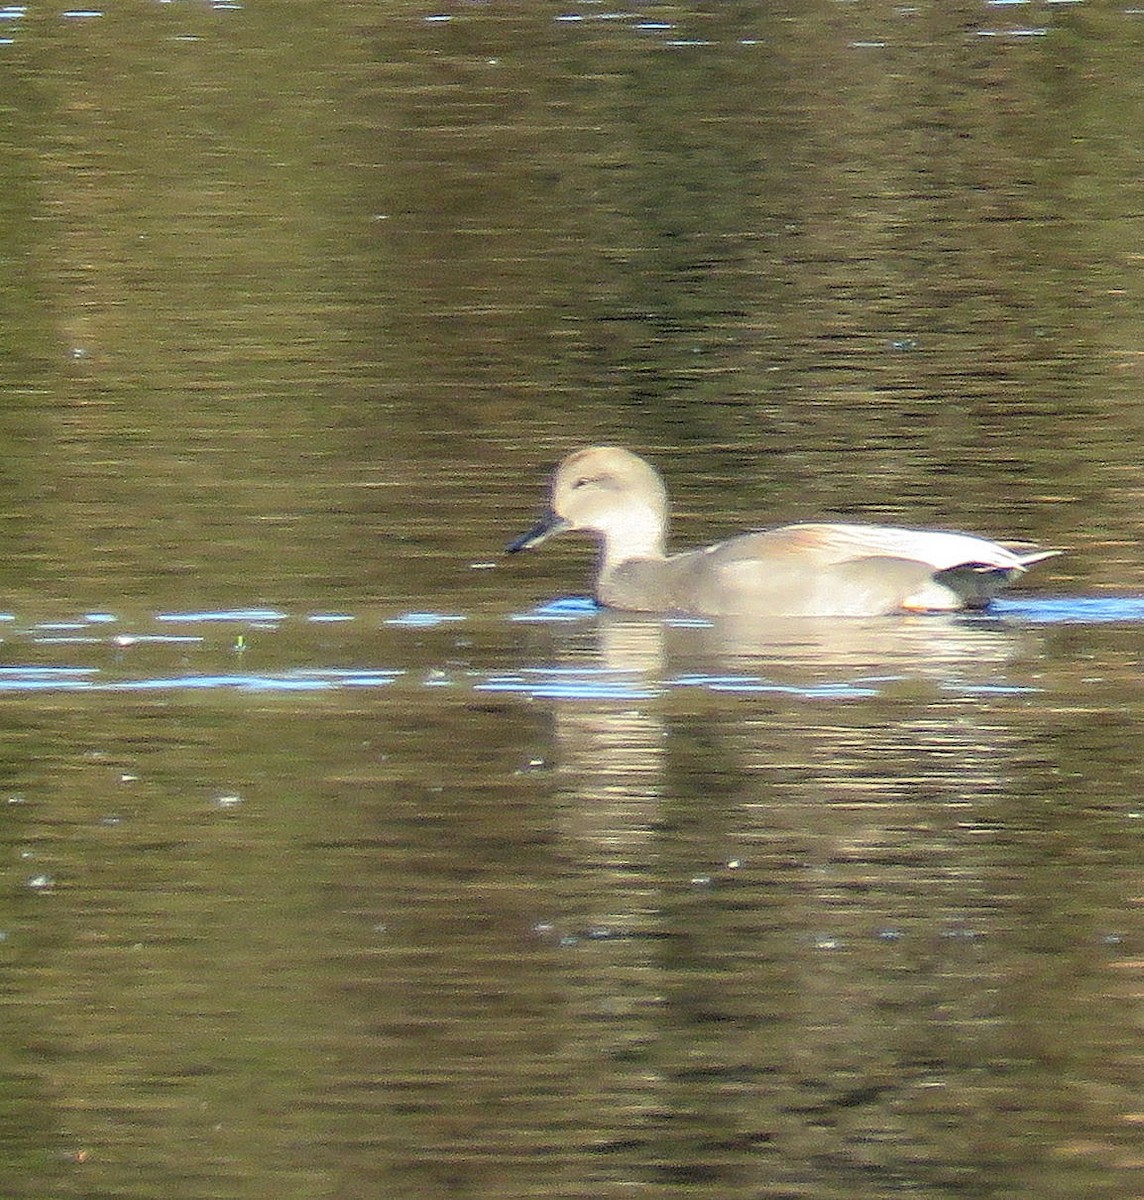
[{"x1": 507, "y1": 446, "x2": 668, "y2": 563}]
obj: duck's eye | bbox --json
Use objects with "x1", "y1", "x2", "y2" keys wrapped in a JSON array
[{"x1": 572, "y1": 473, "x2": 610, "y2": 489}]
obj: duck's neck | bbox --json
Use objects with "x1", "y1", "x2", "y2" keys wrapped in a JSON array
[{"x1": 598, "y1": 503, "x2": 666, "y2": 571}]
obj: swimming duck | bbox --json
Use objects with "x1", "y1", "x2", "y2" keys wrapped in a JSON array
[{"x1": 507, "y1": 446, "x2": 1057, "y2": 617}]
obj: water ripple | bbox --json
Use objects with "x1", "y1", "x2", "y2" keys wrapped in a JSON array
[
  {"x1": 156, "y1": 609, "x2": 290, "y2": 623},
  {"x1": 478, "y1": 667, "x2": 888, "y2": 702},
  {"x1": 991, "y1": 596, "x2": 1144, "y2": 624},
  {"x1": 477, "y1": 667, "x2": 655, "y2": 701},
  {"x1": 0, "y1": 595, "x2": 1134, "y2": 698},
  {"x1": 510, "y1": 597, "x2": 599, "y2": 623},
  {"x1": 0, "y1": 667, "x2": 403, "y2": 694},
  {"x1": 384, "y1": 612, "x2": 466, "y2": 628},
  {"x1": 513, "y1": 594, "x2": 1144, "y2": 628}
]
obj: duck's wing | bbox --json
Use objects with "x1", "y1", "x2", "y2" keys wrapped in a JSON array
[
  {"x1": 669, "y1": 524, "x2": 1057, "y2": 617},
  {"x1": 740, "y1": 523, "x2": 1050, "y2": 571}
]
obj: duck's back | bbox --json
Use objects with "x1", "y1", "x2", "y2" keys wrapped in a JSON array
[{"x1": 597, "y1": 523, "x2": 1034, "y2": 618}]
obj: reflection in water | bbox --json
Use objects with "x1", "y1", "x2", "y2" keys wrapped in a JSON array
[
  {"x1": 524, "y1": 607, "x2": 1143, "y2": 1195},
  {"x1": 0, "y1": 606, "x2": 1140, "y2": 1198},
  {"x1": 0, "y1": 599, "x2": 1104, "y2": 698},
  {"x1": 543, "y1": 600, "x2": 1041, "y2": 898},
  {"x1": 495, "y1": 601, "x2": 1044, "y2": 699}
]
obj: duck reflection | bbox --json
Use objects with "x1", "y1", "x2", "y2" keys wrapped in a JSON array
[
  {"x1": 543, "y1": 606, "x2": 1038, "y2": 900},
  {"x1": 528, "y1": 609, "x2": 1062, "y2": 1188},
  {"x1": 506, "y1": 606, "x2": 1038, "y2": 706}
]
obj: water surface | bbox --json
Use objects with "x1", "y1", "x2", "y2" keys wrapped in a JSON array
[{"x1": 2, "y1": 2, "x2": 1144, "y2": 1197}]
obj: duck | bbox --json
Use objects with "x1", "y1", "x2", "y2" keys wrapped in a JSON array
[{"x1": 506, "y1": 446, "x2": 1058, "y2": 618}]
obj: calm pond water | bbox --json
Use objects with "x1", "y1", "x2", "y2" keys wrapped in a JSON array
[{"x1": 2, "y1": 2, "x2": 1144, "y2": 1198}]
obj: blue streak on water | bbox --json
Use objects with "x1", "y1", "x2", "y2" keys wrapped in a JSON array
[
  {"x1": 511, "y1": 597, "x2": 599, "y2": 623},
  {"x1": 477, "y1": 667, "x2": 655, "y2": 700},
  {"x1": 156, "y1": 609, "x2": 289, "y2": 623},
  {"x1": 991, "y1": 595, "x2": 1144, "y2": 624},
  {"x1": 516, "y1": 593, "x2": 1144, "y2": 630},
  {"x1": 0, "y1": 668, "x2": 98, "y2": 691},
  {"x1": 945, "y1": 683, "x2": 1041, "y2": 695},
  {"x1": 112, "y1": 675, "x2": 332, "y2": 692},
  {"x1": 118, "y1": 670, "x2": 403, "y2": 692},
  {"x1": 384, "y1": 612, "x2": 467, "y2": 628},
  {"x1": 509, "y1": 593, "x2": 1144, "y2": 630},
  {"x1": 0, "y1": 668, "x2": 96, "y2": 676},
  {"x1": 673, "y1": 672, "x2": 885, "y2": 698},
  {"x1": 476, "y1": 666, "x2": 886, "y2": 702},
  {"x1": 0, "y1": 668, "x2": 97, "y2": 691},
  {"x1": 113, "y1": 635, "x2": 204, "y2": 646},
  {"x1": 696, "y1": 679, "x2": 882, "y2": 698},
  {"x1": 0, "y1": 667, "x2": 403, "y2": 694},
  {"x1": 673, "y1": 674, "x2": 755, "y2": 686}
]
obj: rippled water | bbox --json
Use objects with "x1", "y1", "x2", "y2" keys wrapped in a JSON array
[
  {"x1": 0, "y1": 593, "x2": 1140, "y2": 697},
  {"x1": 4, "y1": 1, "x2": 1144, "y2": 1197},
  {"x1": 2, "y1": 595, "x2": 1144, "y2": 1198}
]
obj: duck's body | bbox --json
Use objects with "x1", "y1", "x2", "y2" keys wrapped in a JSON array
[{"x1": 507, "y1": 447, "x2": 1057, "y2": 618}]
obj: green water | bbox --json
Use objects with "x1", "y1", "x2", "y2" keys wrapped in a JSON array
[{"x1": 1, "y1": 3, "x2": 1143, "y2": 1197}]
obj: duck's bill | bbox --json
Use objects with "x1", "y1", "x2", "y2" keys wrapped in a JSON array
[{"x1": 506, "y1": 511, "x2": 569, "y2": 553}]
